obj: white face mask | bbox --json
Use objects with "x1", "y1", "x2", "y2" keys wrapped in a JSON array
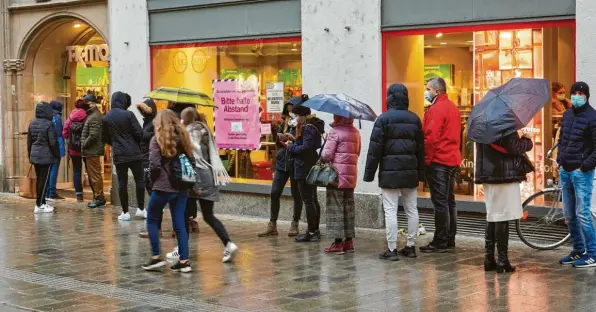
[{"x1": 288, "y1": 117, "x2": 299, "y2": 127}]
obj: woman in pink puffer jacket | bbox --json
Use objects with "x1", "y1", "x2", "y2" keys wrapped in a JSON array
[{"x1": 320, "y1": 115, "x2": 361, "y2": 254}]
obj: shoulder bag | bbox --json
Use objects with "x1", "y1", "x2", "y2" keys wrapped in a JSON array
[{"x1": 305, "y1": 126, "x2": 339, "y2": 187}]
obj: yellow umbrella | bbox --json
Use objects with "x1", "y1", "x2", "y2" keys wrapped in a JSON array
[{"x1": 145, "y1": 87, "x2": 215, "y2": 107}]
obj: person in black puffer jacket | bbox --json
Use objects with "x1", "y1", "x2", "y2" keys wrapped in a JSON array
[
  {"x1": 27, "y1": 102, "x2": 59, "y2": 213},
  {"x1": 364, "y1": 84, "x2": 425, "y2": 260},
  {"x1": 137, "y1": 99, "x2": 159, "y2": 238},
  {"x1": 102, "y1": 91, "x2": 145, "y2": 220}
]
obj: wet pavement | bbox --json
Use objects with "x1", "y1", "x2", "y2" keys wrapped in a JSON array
[{"x1": 0, "y1": 194, "x2": 593, "y2": 312}]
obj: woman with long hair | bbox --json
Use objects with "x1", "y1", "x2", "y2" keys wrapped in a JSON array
[{"x1": 142, "y1": 110, "x2": 197, "y2": 273}]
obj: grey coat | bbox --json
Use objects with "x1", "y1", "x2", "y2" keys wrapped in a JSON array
[{"x1": 187, "y1": 122, "x2": 220, "y2": 202}]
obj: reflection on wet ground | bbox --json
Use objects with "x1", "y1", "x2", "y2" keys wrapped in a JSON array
[{"x1": 0, "y1": 194, "x2": 593, "y2": 312}]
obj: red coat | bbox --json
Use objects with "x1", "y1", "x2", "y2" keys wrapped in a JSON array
[{"x1": 423, "y1": 94, "x2": 462, "y2": 166}]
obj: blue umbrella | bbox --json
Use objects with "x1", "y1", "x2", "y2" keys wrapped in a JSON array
[
  {"x1": 467, "y1": 78, "x2": 550, "y2": 144},
  {"x1": 303, "y1": 94, "x2": 378, "y2": 124}
]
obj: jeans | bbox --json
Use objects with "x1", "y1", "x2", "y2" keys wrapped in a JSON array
[
  {"x1": 147, "y1": 191, "x2": 189, "y2": 260},
  {"x1": 199, "y1": 199, "x2": 230, "y2": 246},
  {"x1": 297, "y1": 179, "x2": 321, "y2": 233},
  {"x1": 71, "y1": 155, "x2": 83, "y2": 196},
  {"x1": 47, "y1": 160, "x2": 61, "y2": 198},
  {"x1": 115, "y1": 161, "x2": 145, "y2": 213},
  {"x1": 382, "y1": 188, "x2": 419, "y2": 250},
  {"x1": 34, "y1": 164, "x2": 51, "y2": 207},
  {"x1": 426, "y1": 163, "x2": 457, "y2": 248},
  {"x1": 560, "y1": 168, "x2": 596, "y2": 257},
  {"x1": 270, "y1": 169, "x2": 303, "y2": 222}
]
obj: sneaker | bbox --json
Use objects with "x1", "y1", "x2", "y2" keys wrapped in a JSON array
[
  {"x1": 118, "y1": 212, "x2": 131, "y2": 221},
  {"x1": 379, "y1": 249, "x2": 400, "y2": 261},
  {"x1": 142, "y1": 258, "x2": 166, "y2": 271},
  {"x1": 34, "y1": 206, "x2": 44, "y2": 214},
  {"x1": 324, "y1": 242, "x2": 344, "y2": 254},
  {"x1": 343, "y1": 240, "x2": 355, "y2": 253},
  {"x1": 88, "y1": 199, "x2": 106, "y2": 209},
  {"x1": 572, "y1": 255, "x2": 596, "y2": 268},
  {"x1": 41, "y1": 204, "x2": 54, "y2": 213},
  {"x1": 135, "y1": 209, "x2": 145, "y2": 219},
  {"x1": 560, "y1": 251, "x2": 585, "y2": 265},
  {"x1": 419, "y1": 243, "x2": 448, "y2": 253},
  {"x1": 76, "y1": 194, "x2": 84, "y2": 202},
  {"x1": 400, "y1": 246, "x2": 417, "y2": 258},
  {"x1": 45, "y1": 197, "x2": 55, "y2": 203},
  {"x1": 167, "y1": 247, "x2": 180, "y2": 260},
  {"x1": 418, "y1": 224, "x2": 427, "y2": 235},
  {"x1": 171, "y1": 261, "x2": 192, "y2": 273},
  {"x1": 222, "y1": 242, "x2": 239, "y2": 263},
  {"x1": 295, "y1": 232, "x2": 320, "y2": 243},
  {"x1": 144, "y1": 209, "x2": 148, "y2": 219}
]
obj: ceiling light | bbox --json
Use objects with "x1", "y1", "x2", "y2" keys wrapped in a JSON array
[
  {"x1": 73, "y1": 23, "x2": 81, "y2": 28},
  {"x1": 440, "y1": 42, "x2": 447, "y2": 45},
  {"x1": 436, "y1": 33, "x2": 443, "y2": 38},
  {"x1": 466, "y1": 40, "x2": 474, "y2": 43},
  {"x1": 291, "y1": 48, "x2": 298, "y2": 51}
]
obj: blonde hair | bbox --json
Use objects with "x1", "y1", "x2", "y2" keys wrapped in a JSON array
[
  {"x1": 181, "y1": 107, "x2": 199, "y2": 126},
  {"x1": 154, "y1": 110, "x2": 192, "y2": 158}
]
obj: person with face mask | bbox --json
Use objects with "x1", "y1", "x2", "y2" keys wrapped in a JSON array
[
  {"x1": 420, "y1": 77, "x2": 462, "y2": 253},
  {"x1": 556, "y1": 81, "x2": 596, "y2": 268},
  {"x1": 81, "y1": 95, "x2": 107, "y2": 209},
  {"x1": 552, "y1": 82, "x2": 571, "y2": 116}
]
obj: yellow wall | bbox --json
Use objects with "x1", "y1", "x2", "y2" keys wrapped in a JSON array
[{"x1": 386, "y1": 35, "x2": 425, "y2": 118}]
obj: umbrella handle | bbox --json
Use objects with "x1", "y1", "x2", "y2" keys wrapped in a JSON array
[{"x1": 358, "y1": 116, "x2": 362, "y2": 129}]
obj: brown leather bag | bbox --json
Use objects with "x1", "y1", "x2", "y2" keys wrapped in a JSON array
[{"x1": 19, "y1": 165, "x2": 36, "y2": 199}]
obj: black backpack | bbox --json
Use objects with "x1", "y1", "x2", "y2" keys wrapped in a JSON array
[{"x1": 69, "y1": 121, "x2": 84, "y2": 152}]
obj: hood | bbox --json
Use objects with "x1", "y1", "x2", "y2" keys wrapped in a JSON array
[
  {"x1": 74, "y1": 99, "x2": 86, "y2": 109},
  {"x1": 305, "y1": 116, "x2": 325, "y2": 134},
  {"x1": 50, "y1": 100, "x2": 63, "y2": 113},
  {"x1": 386, "y1": 84, "x2": 409, "y2": 110},
  {"x1": 35, "y1": 102, "x2": 53, "y2": 120},
  {"x1": 69, "y1": 108, "x2": 87, "y2": 122},
  {"x1": 111, "y1": 91, "x2": 131, "y2": 110},
  {"x1": 137, "y1": 99, "x2": 157, "y2": 119}
]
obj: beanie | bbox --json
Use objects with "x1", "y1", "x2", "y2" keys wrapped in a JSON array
[{"x1": 571, "y1": 81, "x2": 590, "y2": 100}]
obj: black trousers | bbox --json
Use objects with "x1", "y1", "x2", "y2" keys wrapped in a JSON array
[
  {"x1": 426, "y1": 163, "x2": 458, "y2": 248},
  {"x1": 296, "y1": 179, "x2": 321, "y2": 233},
  {"x1": 185, "y1": 197, "x2": 198, "y2": 239},
  {"x1": 115, "y1": 161, "x2": 145, "y2": 213},
  {"x1": 199, "y1": 199, "x2": 230, "y2": 246},
  {"x1": 34, "y1": 164, "x2": 51, "y2": 207},
  {"x1": 270, "y1": 169, "x2": 303, "y2": 222}
]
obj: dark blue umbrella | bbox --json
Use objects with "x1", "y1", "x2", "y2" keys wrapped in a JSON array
[
  {"x1": 467, "y1": 78, "x2": 550, "y2": 144},
  {"x1": 303, "y1": 94, "x2": 378, "y2": 122}
]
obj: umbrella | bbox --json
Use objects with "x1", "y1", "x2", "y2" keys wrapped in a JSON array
[
  {"x1": 467, "y1": 78, "x2": 550, "y2": 144},
  {"x1": 145, "y1": 87, "x2": 215, "y2": 107},
  {"x1": 303, "y1": 94, "x2": 378, "y2": 122}
]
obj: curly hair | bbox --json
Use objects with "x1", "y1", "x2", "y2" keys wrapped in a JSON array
[{"x1": 153, "y1": 110, "x2": 192, "y2": 158}]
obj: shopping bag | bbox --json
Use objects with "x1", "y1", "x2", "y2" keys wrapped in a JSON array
[{"x1": 19, "y1": 165, "x2": 36, "y2": 199}]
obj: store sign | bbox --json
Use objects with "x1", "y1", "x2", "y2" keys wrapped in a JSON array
[
  {"x1": 266, "y1": 82, "x2": 284, "y2": 113},
  {"x1": 66, "y1": 44, "x2": 110, "y2": 62},
  {"x1": 213, "y1": 80, "x2": 261, "y2": 150}
]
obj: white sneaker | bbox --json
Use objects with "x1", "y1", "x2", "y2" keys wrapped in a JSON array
[
  {"x1": 45, "y1": 197, "x2": 55, "y2": 203},
  {"x1": 222, "y1": 242, "x2": 239, "y2": 263},
  {"x1": 118, "y1": 212, "x2": 131, "y2": 221},
  {"x1": 167, "y1": 247, "x2": 180, "y2": 260},
  {"x1": 34, "y1": 206, "x2": 44, "y2": 214},
  {"x1": 135, "y1": 209, "x2": 145, "y2": 219},
  {"x1": 42, "y1": 204, "x2": 54, "y2": 213},
  {"x1": 144, "y1": 209, "x2": 148, "y2": 219}
]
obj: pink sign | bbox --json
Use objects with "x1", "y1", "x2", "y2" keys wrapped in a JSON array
[{"x1": 213, "y1": 80, "x2": 261, "y2": 150}]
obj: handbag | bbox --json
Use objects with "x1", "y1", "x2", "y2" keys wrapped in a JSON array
[
  {"x1": 306, "y1": 128, "x2": 339, "y2": 187},
  {"x1": 19, "y1": 165, "x2": 36, "y2": 199}
]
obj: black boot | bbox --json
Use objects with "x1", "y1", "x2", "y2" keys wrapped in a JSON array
[
  {"x1": 484, "y1": 222, "x2": 497, "y2": 271},
  {"x1": 496, "y1": 221, "x2": 515, "y2": 273}
]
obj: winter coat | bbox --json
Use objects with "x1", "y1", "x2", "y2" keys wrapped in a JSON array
[
  {"x1": 50, "y1": 101, "x2": 66, "y2": 158},
  {"x1": 289, "y1": 117, "x2": 325, "y2": 179},
  {"x1": 474, "y1": 133, "x2": 533, "y2": 184},
  {"x1": 364, "y1": 84, "x2": 425, "y2": 189},
  {"x1": 187, "y1": 122, "x2": 220, "y2": 201},
  {"x1": 275, "y1": 117, "x2": 297, "y2": 172},
  {"x1": 148, "y1": 136, "x2": 200, "y2": 194},
  {"x1": 27, "y1": 102, "x2": 59, "y2": 165},
  {"x1": 81, "y1": 107, "x2": 104, "y2": 157},
  {"x1": 102, "y1": 92, "x2": 143, "y2": 164},
  {"x1": 137, "y1": 99, "x2": 157, "y2": 166},
  {"x1": 63, "y1": 108, "x2": 87, "y2": 156},
  {"x1": 557, "y1": 102, "x2": 596, "y2": 172},
  {"x1": 321, "y1": 122, "x2": 361, "y2": 189},
  {"x1": 423, "y1": 93, "x2": 462, "y2": 167}
]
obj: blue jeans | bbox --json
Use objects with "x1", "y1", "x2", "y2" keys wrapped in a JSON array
[
  {"x1": 147, "y1": 191, "x2": 189, "y2": 260},
  {"x1": 47, "y1": 160, "x2": 61, "y2": 198},
  {"x1": 560, "y1": 168, "x2": 596, "y2": 257}
]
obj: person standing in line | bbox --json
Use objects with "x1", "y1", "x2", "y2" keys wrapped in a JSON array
[
  {"x1": 321, "y1": 115, "x2": 361, "y2": 254},
  {"x1": 285, "y1": 102, "x2": 325, "y2": 243},
  {"x1": 142, "y1": 110, "x2": 196, "y2": 273},
  {"x1": 557, "y1": 82, "x2": 596, "y2": 268},
  {"x1": 167, "y1": 108, "x2": 239, "y2": 263},
  {"x1": 63, "y1": 99, "x2": 87, "y2": 202},
  {"x1": 102, "y1": 92, "x2": 145, "y2": 221},
  {"x1": 28, "y1": 102, "x2": 59, "y2": 214},
  {"x1": 364, "y1": 84, "x2": 424, "y2": 261},
  {"x1": 475, "y1": 132, "x2": 533, "y2": 273},
  {"x1": 81, "y1": 95, "x2": 107, "y2": 209},
  {"x1": 420, "y1": 77, "x2": 462, "y2": 253},
  {"x1": 46, "y1": 100, "x2": 66, "y2": 201},
  {"x1": 258, "y1": 98, "x2": 304, "y2": 237},
  {"x1": 552, "y1": 81, "x2": 571, "y2": 116}
]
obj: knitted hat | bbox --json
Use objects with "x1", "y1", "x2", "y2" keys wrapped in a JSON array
[{"x1": 571, "y1": 81, "x2": 590, "y2": 100}]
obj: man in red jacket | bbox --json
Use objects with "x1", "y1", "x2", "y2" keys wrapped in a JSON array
[{"x1": 420, "y1": 77, "x2": 462, "y2": 253}]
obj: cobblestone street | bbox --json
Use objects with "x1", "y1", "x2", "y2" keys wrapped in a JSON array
[{"x1": 0, "y1": 194, "x2": 593, "y2": 312}]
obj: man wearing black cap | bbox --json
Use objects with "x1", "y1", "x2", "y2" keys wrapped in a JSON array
[{"x1": 557, "y1": 81, "x2": 596, "y2": 268}]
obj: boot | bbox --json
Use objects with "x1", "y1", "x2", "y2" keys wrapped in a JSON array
[
  {"x1": 496, "y1": 221, "x2": 515, "y2": 273},
  {"x1": 258, "y1": 222, "x2": 278, "y2": 237},
  {"x1": 484, "y1": 222, "x2": 497, "y2": 271},
  {"x1": 288, "y1": 221, "x2": 299, "y2": 237}
]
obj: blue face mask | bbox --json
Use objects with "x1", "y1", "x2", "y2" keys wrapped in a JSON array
[
  {"x1": 424, "y1": 90, "x2": 434, "y2": 103},
  {"x1": 571, "y1": 95, "x2": 587, "y2": 108}
]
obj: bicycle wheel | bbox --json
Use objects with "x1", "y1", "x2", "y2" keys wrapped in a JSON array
[{"x1": 516, "y1": 189, "x2": 570, "y2": 250}]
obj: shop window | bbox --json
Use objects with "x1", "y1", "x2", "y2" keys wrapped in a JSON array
[
  {"x1": 151, "y1": 38, "x2": 302, "y2": 184},
  {"x1": 383, "y1": 22, "x2": 575, "y2": 201}
]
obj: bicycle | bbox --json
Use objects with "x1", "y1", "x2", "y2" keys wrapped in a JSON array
[{"x1": 516, "y1": 143, "x2": 596, "y2": 250}]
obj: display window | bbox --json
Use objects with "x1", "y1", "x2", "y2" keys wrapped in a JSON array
[
  {"x1": 382, "y1": 20, "x2": 575, "y2": 201},
  {"x1": 151, "y1": 37, "x2": 302, "y2": 184}
]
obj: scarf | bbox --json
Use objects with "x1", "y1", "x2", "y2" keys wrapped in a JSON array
[{"x1": 190, "y1": 122, "x2": 231, "y2": 186}]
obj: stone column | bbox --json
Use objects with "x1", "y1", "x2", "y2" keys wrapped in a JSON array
[
  {"x1": 3, "y1": 59, "x2": 25, "y2": 192},
  {"x1": 576, "y1": 0, "x2": 596, "y2": 86}
]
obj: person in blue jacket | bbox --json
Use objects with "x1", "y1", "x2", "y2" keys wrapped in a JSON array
[{"x1": 47, "y1": 100, "x2": 66, "y2": 201}]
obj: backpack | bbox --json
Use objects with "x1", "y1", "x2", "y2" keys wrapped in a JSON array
[
  {"x1": 69, "y1": 121, "x2": 84, "y2": 152},
  {"x1": 169, "y1": 153, "x2": 197, "y2": 190}
]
